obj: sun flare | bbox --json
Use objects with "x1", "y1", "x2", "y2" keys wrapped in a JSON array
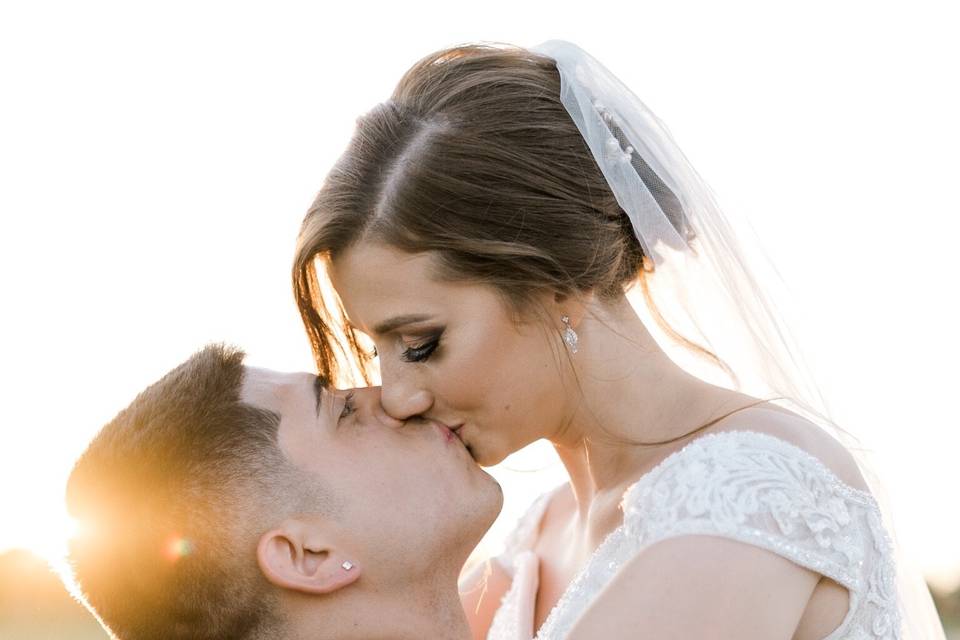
[{"x1": 1, "y1": 508, "x2": 81, "y2": 568}]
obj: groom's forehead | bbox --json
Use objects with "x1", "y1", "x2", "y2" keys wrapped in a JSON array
[
  {"x1": 240, "y1": 366, "x2": 306, "y2": 410},
  {"x1": 240, "y1": 366, "x2": 368, "y2": 411}
]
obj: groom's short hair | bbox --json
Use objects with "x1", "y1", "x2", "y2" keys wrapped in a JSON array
[{"x1": 65, "y1": 344, "x2": 300, "y2": 640}]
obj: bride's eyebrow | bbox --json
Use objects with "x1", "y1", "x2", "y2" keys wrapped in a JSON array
[{"x1": 371, "y1": 313, "x2": 435, "y2": 335}]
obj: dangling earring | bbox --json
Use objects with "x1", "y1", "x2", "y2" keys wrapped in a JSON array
[{"x1": 561, "y1": 315, "x2": 579, "y2": 354}]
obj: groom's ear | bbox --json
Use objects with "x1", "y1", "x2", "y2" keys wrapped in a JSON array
[{"x1": 256, "y1": 519, "x2": 361, "y2": 595}]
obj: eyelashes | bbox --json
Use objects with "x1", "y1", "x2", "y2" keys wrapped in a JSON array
[{"x1": 401, "y1": 333, "x2": 441, "y2": 363}]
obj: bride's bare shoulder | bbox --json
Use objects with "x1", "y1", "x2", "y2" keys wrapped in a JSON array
[{"x1": 708, "y1": 403, "x2": 871, "y2": 494}]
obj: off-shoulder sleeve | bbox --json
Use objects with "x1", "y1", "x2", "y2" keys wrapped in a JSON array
[
  {"x1": 531, "y1": 432, "x2": 901, "y2": 640},
  {"x1": 620, "y1": 430, "x2": 886, "y2": 595}
]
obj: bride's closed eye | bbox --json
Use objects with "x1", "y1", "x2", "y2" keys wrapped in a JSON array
[{"x1": 401, "y1": 332, "x2": 442, "y2": 363}]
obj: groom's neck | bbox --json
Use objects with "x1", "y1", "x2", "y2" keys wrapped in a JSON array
[{"x1": 290, "y1": 572, "x2": 472, "y2": 640}]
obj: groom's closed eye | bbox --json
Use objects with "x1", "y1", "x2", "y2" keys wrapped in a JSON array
[{"x1": 338, "y1": 392, "x2": 357, "y2": 420}]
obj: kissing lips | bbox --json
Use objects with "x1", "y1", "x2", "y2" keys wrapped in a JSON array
[
  {"x1": 435, "y1": 421, "x2": 475, "y2": 459},
  {"x1": 434, "y1": 421, "x2": 458, "y2": 444},
  {"x1": 451, "y1": 425, "x2": 476, "y2": 460}
]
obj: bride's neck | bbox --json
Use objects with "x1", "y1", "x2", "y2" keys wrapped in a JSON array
[{"x1": 551, "y1": 296, "x2": 748, "y2": 511}]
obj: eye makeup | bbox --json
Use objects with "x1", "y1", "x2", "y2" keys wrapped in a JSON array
[{"x1": 401, "y1": 330, "x2": 443, "y2": 363}]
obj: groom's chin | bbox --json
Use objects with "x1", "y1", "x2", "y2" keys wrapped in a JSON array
[
  {"x1": 481, "y1": 479, "x2": 505, "y2": 535},
  {"x1": 487, "y1": 479, "x2": 505, "y2": 521},
  {"x1": 461, "y1": 478, "x2": 504, "y2": 553}
]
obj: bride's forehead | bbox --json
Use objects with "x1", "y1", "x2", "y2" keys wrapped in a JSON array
[
  {"x1": 332, "y1": 244, "x2": 504, "y2": 303},
  {"x1": 332, "y1": 242, "x2": 439, "y2": 287},
  {"x1": 330, "y1": 243, "x2": 515, "y2": 332}
]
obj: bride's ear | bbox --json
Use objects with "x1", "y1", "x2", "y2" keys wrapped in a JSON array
[
  {"x1": 553, "y1": 290, "x2": 592, "y2": 328},
  {"x1": 256, "y1": 521, "x2": 361, "y2": 595}
]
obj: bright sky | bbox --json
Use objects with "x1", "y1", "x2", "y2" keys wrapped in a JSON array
[{"x1": 1, "y1": 1, "x2": 957, "y2": 591}]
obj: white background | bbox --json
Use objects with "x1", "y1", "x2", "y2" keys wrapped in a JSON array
[{"x1": 1, "y1": 0, "x2": 957, "y2": 590}]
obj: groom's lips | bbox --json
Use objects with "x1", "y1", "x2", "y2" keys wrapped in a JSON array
[
  {"x1": 449, "y1": 424, "x2": 474, "y2": 459},
  {"x1": 432, "y1": 420, "x2": 470, "y2": 453},
  {"x1": 435, "y1": 422, "x2": 455, "y2": 443},
  {"x1": 431, "y1": 420, "x2": 464, "y2": 446}
]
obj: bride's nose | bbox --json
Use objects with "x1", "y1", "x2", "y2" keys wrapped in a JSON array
[
  {"x1": 380, "y1": 375, "x2": 433, "y2": 421},
  {"x1": 368, "y1": 388, "x2": 405, "y2": 429},
  {"x1": 349, "y1": 386, "x2": 406, "y2": 429}
]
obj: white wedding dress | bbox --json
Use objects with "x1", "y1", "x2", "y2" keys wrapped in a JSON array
[{"x1": 486, "y1": 430, "x2": 902, "y2": 640}]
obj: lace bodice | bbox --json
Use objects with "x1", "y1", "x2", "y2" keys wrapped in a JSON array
[{"x1": 487, "y1": 430, "x2": 902, "y2": 640}]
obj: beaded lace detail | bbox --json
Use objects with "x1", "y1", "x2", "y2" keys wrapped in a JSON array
[{"x1": 487, "y1": 430, "x2": 902, "y2": 640}]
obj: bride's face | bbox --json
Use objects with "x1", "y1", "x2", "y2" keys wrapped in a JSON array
[{"x1": 329, "y1": 242, "x2": 573, "y2": 466}]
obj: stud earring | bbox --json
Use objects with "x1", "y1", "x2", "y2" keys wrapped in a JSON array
[
  {"x1": 341, "y1": 561, "x2": 354, "y2": 571},
  {"x1": 561, "y1": 315, "x2": 579, "y2": 354}
]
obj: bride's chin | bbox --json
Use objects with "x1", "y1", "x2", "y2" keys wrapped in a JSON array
[
  {"x1": 469, "y1": 444, "x2": 506, "y2": 468},
  {"x1": 464, "y1": 443, "x2": 483, "y2": 465},
  {"x1": 461, "y1": 430, "x2": 509, "y2": 466}
]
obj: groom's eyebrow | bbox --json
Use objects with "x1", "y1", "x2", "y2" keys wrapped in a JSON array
[{"x1": 313, "y1": 375, "x2": 328, "y2": 417}]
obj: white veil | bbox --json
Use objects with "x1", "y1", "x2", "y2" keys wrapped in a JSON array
[{"x1": 528, "y1": 39, "x2": 945, "y2": 639}]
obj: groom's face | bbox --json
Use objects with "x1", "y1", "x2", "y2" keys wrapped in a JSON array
[{"x1": 240, "y1": 367, "x2": 502, "y2": 574}]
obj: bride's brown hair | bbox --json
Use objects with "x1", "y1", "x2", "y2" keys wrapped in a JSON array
[{"x1": 293, "y1": 42, "x2": 724, "y2": 403}]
